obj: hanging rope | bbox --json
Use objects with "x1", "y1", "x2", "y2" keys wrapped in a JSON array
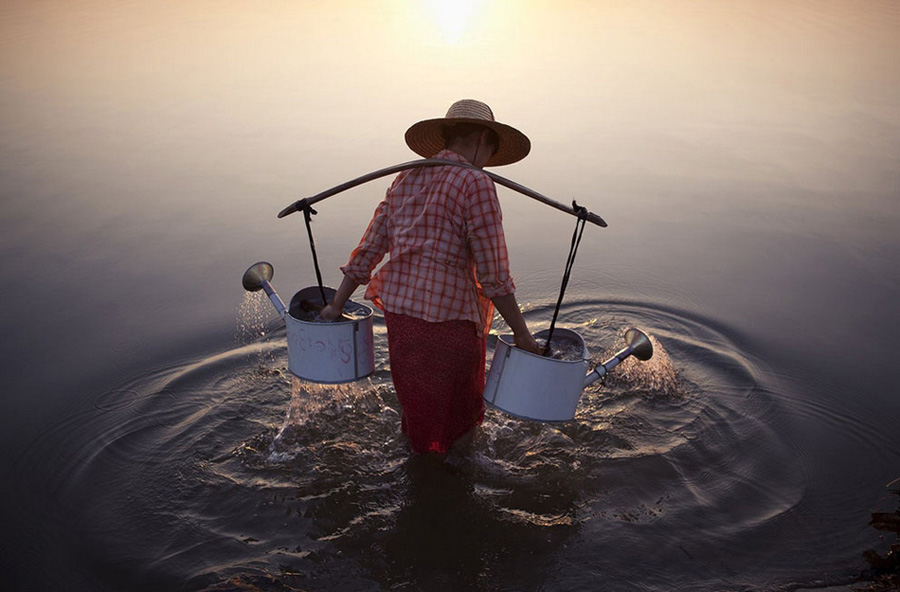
[
  {"x1": 543, "y1": 201, "x2": 588, "y2": 356},
  {"x1": 298, "y1": 199, "x2": 328, "y2": 305}
]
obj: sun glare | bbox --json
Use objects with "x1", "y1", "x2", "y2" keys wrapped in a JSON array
[{"x1": 425, "y1": 0, "x2": 481, "y2": 44}]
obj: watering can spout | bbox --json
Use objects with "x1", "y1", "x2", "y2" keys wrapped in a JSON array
[
  {"x1": 625, "y1": 328, "x2": 653, "y2": 361},
  {"x1": 582, "y1": 328, "x2": 654, "y2": 389},
  {"x1": 242, "y1": 261, "x2": 286, "y2": 318}
]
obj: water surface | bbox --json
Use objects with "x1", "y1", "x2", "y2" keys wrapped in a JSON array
[{"x1": 2, "y1": 1, "x2": 898, "y2": 590}]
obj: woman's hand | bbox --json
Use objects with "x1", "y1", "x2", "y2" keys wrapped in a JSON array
[
  {"x1": 319, "y1": 275, "x2": 362, "y2": 321},
  {"x1": 514, "y1": 331, "x2": 541, "y2": 355},
  {"x1": 319, "y1": 303, "x2": 343, "y2": 321}
]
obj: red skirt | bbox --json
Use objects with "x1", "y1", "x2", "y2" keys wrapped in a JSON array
[{"x1": 384, "y1": 311, "x2": 486, "y2": 454}]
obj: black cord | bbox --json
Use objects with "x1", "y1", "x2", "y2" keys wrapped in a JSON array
[
  {"x1": 299, "y1": 199, "x2": 328, "y2": 305},
  {"x1": 543, "y1": 201, "x2": 588, "y2": 356}
]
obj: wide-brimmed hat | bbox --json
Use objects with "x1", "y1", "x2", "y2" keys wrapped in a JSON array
[{"x1": 404, "y1": 99, "x2": 531, "y2": 167}]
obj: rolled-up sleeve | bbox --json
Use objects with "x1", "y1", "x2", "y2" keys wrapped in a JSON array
[
  {"x1": 341, "y1": 198, "x2": 389, "y2": 285},
  {"x1": 464, "y1": 173, "x2": 515, "y2": 299}
]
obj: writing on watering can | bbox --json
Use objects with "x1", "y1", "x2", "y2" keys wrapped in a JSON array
[{"x1": 289, "y1": 326, "x2": 354, "y2": 365}]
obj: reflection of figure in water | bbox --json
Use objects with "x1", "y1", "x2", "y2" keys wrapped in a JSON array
[
  {"x1": 364, "y1": 453, "x2": 578, "y2": 591},
  {"x1": 322, "y1": 99, "x2": 541, "y2": 455},
  {"x1": 381, "y1": 457, "x2": 491, "y2": 587}
]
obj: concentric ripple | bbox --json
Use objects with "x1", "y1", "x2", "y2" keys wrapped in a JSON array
[{"x1": 24, "y1": 296, "x2": 810, "y2": 591}]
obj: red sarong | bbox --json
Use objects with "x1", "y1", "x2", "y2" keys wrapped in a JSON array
[{"x1": 384, "y1": 311, "x2": 486, "y2": 454}]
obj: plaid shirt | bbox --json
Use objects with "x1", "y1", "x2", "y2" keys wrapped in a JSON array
[{"x1": 341, "y1": 149, "x2": 515, "y2": 334}]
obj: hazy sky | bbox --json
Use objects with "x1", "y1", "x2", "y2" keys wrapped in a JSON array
[{"x1": 3, "y1": 0, "x2": 897, "y2": 196}]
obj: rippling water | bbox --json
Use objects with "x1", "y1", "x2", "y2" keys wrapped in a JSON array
[
  {"x1": 2, "y1": 1, "x2": 899, "y2": 590},
  {"x1": 8, "y1": 294, "x2": 874, "y2": 591}
]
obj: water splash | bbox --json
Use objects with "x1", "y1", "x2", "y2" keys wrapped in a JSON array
[
  {"x1": 599, "y1": 332, "x2": 682, "y2": 398},
  {"x1": 267, "y1": 377, "x2": 401, "y2": 464}
]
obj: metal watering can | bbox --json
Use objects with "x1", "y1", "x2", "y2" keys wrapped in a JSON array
[
  {"x1": 483, "y1": 326, "x2": 653, "y2": 422},
  {"x1": 241, "y1": 262, "x2": 375, "y2": 384}
]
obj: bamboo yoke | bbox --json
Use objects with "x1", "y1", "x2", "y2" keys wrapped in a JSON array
[{"x1": 277, "y1": 158, "x2": 607, "y2": 227}]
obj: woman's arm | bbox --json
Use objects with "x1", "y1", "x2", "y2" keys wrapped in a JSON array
[
  {"x1": 491, "y1": 293, "x2": 540, "y2": 354},
  {"x1": 320, "y1": 274, "x2": 361, "y2": 320}
]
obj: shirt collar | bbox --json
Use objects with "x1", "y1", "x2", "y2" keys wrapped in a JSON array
[{"x1": 433, "y1": 148, "x2": 470, "y2": 165}]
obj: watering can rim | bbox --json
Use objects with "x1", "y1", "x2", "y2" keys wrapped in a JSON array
[
  {"x1": 495, "y1": 327, "x2": 590, "y2": 363},
  {"x1": 287, "y1": 286, "x2": 375, "y2": 324}
]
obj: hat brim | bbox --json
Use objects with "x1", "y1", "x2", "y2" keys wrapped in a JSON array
[{"x1": 404, "y1": 117, "x2": 531, "y2": 167}]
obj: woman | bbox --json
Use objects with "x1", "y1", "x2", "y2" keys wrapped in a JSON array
[{"x1": 321, "y1": 99, "x2": 540, "y2": 454}]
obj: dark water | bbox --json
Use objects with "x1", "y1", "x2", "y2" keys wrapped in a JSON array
[{"x1": 2, "y1": 1, "x2": 899, "y2": 590}]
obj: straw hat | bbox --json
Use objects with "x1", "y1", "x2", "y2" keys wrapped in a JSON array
[{"x1": 404, "y1": 99, "x2": 531, "y2": 167}]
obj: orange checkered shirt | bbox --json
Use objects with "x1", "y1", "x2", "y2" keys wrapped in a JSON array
[{"x1": 341, "y1": 149, "x2": 515, "y2": 334}]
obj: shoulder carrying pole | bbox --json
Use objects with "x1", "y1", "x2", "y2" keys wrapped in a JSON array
[{"x1": 277, "y1": 159, "x2": 607, "y2": 228}]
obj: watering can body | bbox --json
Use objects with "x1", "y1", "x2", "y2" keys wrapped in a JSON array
[
  {"x1": 484, "y1": 329, "x2": 589, "y2": 422},
  {"x1": 484, "y1": 327, "x2": 653, "y2": 422},
  {"x1": 285, "y1": 287, "x2": 375, "y2": 384}
]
